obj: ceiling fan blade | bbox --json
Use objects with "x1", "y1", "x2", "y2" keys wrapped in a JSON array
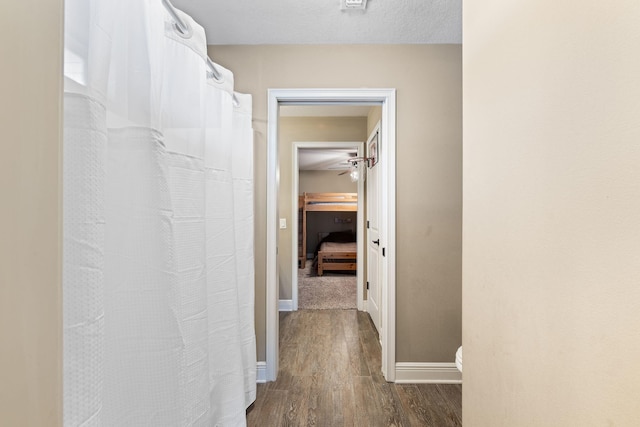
[{"x1": 338, "y1": 170, "x2": 349, "y2": 176}]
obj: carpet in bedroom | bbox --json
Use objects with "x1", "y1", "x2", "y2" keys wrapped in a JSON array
[{"x1": 298, "y1": 260, "x2": 357, "y2": 310}]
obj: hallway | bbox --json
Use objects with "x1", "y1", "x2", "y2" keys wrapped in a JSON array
[{"x1": 247, "y1": 310, "x2": 462, "y2": 426}]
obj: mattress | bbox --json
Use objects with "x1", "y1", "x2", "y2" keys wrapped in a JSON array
[{"x1": 308, "y1": 201, "x2": 357, "y2": 207}]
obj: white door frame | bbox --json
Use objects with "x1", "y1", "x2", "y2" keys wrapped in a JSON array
[
  {"x1": 292, "y1": 141, "x2": 366, "y2": 312},
  {"x1": 266, "y1": 88, "x2": 397, "y2": 382}
]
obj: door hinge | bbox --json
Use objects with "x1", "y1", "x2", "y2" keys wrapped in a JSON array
[
  {"x1": 367, "y1": 220, "x2": 370, "y2": 229},
  {"x1": 366, "y1": 281, "x2": 370, "y2": 290},
  {"x1": 382, "y1": 248, "x2": 386, "y2": 257}
]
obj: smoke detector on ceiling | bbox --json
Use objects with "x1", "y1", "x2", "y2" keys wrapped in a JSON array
[{"x1": 340, "y1": 0, "x2": 367, "y2": 11}]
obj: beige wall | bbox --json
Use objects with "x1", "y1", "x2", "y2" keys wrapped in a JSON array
[
  {"x1": 210, "y1": 45, "x2": 462, "y2": 363},
  {"x1": 278, "y1": 116, "x2": 366, "y2": 300},
  {"x1": 299, "y1": 170, "x2": 358, "y2": 194},
  {"x1": 367, "y1": 105, "x2": 382, "y2": 136},
  {"x1": 0, "y1": 1, "x2": 63, "y2": 425},
  {"x1": 463, "y1": 2, "x2": 640, "y2": 425}
]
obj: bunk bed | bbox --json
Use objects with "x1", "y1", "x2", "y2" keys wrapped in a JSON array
[{"x1": 298, "y1": 192, "x2": 358, "y2": 275}]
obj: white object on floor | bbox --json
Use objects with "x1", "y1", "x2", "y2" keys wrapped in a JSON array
[{"x1": 455, "y1": 346, "x2": 463, "y2": 373}]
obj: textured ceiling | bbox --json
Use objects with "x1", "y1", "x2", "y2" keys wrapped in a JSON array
[{"x1": 171, "y1": 0, "x2": 462, "y2": 45}]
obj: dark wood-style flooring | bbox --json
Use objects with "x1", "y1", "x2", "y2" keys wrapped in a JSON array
[{"x1": 247, "y1": 310, "x2": 462, "y2": 426}]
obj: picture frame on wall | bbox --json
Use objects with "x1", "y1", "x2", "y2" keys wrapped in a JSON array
[{"x1": 368, "y1": 131, "x2": 378, "y2": 167}]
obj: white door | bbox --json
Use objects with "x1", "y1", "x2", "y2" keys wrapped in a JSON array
[{"x1": 366, "y1": 125, "x2": 382, "y2": 335}]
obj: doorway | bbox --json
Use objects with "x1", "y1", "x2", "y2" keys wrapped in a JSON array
[
  {"x1": 266, "y1": 88, "x2": 397, "y2": 382},
  {"x1": 291, "y1": 141, "x2": 366, "y2": 312}
]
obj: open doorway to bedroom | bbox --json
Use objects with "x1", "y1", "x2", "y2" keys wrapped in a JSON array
[
  {"x1": 292, "y1": 141, "x2": 365, "y2": 312},
  {"x1": 265, "y1": 88, "x2": 397, "y2": 383},
  {"x1": 276, "y1": 104, "x2": 371, "y2": 312},
  {"x1": 277, "y1": 103, "x2": 370, "y2": 311}
]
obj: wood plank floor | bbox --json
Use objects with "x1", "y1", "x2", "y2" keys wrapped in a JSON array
[{"x1": 247, "y1": 310, "x2": 462, "y2": 426}]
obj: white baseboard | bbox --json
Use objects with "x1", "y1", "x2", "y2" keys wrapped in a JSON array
[
  {"x1": 394, "y1": 362, "x2": 462, "y2": 384},
  {"x1": 279, "y1": 299, "x2": 293, "y2": 311},
  {"x1": 256, "y1": 361, "x2": 267, "y2": 383}
]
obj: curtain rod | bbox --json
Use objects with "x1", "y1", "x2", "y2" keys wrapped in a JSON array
[{"x1": 162, "y1": 0, "x2": 240, "y2": 107}]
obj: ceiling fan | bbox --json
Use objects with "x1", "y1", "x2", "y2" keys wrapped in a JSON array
[
  {"x1": 338, "y1": 156, "x2": 372, "y2": 182},
  {"x1": 335, "y1": 152, "x2": 359, "y2": 175}
]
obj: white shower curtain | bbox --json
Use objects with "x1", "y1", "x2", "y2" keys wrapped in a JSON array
[{"x1": 63, "y1": 1, "x2": 256, "y2": 425}]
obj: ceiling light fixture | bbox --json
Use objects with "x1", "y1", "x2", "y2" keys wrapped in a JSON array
[
  {"x1": 347, "y1": 156, "x2": 372, "y2": 182},
  {"x1": 340, "y1": 0, "x2": 367, "y2": 11},
  {"x1": 349, "y1": 163, "x2": 359, "y2": 182}
]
